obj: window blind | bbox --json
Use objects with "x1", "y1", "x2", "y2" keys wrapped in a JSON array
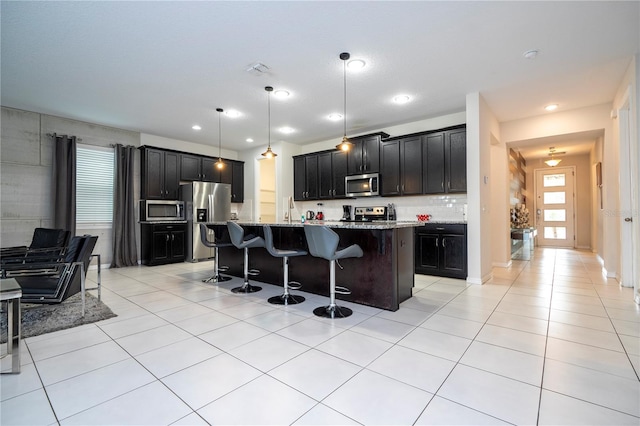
[{"x1": 76, "y1": 145, "x2": 114, "y2": 224}]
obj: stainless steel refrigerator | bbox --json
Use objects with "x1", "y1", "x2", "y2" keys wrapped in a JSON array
[{"x1": 180, "y1": 182, "x2": 231, "y2": 262}]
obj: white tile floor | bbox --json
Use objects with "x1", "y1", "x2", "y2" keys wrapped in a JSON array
[{"x1": 2, "y1": 248, "x2": 639, "y2": 425}]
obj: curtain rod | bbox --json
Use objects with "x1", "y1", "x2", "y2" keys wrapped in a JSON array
[
  {"x1": 110, "y1": 143, "x2": 137, "y2": 149},
  {"x1": 46, "y1": 133, "x2": 82, "y2": 142}
]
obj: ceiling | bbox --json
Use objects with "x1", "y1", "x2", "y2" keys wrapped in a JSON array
[{"x1": 1, "y1": 1, "x2": 638, "y2": 155}]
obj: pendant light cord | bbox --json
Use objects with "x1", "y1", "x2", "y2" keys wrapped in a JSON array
[
  {"x1": 343, "y1": 58, "x2": 347, "y2": 138},
  {"x1": 268, "y1": 89, "x2": 271, "y2": 149},
  {"x1": 218, "y1": 111, "x2": 222, "y2": 160}
]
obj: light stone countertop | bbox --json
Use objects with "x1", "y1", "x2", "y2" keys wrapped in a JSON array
[{"x1": 205, "y1": 220, "x2": 423, "y2": 230}]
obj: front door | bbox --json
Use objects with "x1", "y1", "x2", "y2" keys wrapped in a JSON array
[{"x1": 535, "y1": 167, "x2": 576, "y2": 248}]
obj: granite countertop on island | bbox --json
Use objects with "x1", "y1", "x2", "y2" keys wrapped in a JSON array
[{"x1": 206, "y1": 220, "x2": 422, "y2": 229}]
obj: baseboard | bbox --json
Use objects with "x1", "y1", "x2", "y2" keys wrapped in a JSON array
[
  {"x1": 467, "y1": 272, "x2": 493, "y2": 285},
  {"x1": 576, "y1": 245, "x2": 590, "y2": 250}
]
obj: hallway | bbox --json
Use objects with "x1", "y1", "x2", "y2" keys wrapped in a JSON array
[{"x1": 2, "y1": 248, "x2": 639, "y2": 425}]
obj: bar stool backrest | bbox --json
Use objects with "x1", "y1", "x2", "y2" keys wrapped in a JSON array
[
  {"x1": 227, "y1": 221, "x2": 245, "y2": 247},
  {"x1": 303, "y1": 225, "x2": 339, "y2": 260}
]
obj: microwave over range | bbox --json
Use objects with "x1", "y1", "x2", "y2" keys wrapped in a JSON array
[
  {"x1": 140, "y1": 200, "x2": 185, "y2": 222},
  {"x1": 345, "y1": 173, "x2": 380, "y2": 197}
]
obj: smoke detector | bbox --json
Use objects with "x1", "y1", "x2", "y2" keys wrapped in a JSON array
[{"x1": 246, "y1": 62, "x2": 270, "y2": 75}]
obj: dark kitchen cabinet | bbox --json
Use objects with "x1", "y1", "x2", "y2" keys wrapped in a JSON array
[
  {"x1": 415, "y1": 223, "x2": 467, "y2": 279},
  {"x1": 141, "y1": 148, "x2": 180, "y2": 200},
  {"x1": 347, "y1": 132, "x2": 389, "y2": 175},
  {"x1": 180, "y1": 154, "x2": 218, "y2": 182},
  {"x1": 318, "y1": 150, "x2": 348, "y2": 199},
  {"x1": 228, "y1": 161, "x2": 244, "y2": 203},
  {"x1": 380, "y1": 136, "x2": 423, "y2": 196},
  {"x1": 180, "y1": 154, "x2": 244, "y2": 203},
  {"x1": 423, "y1": 127, "x2": 466, "y2": 194},
  {"x1": 141, "y1": 223, "x2": 187, "y2": 265},
  {"x1": 293, "y1": 154, "x2": 319, "y2": 201}
]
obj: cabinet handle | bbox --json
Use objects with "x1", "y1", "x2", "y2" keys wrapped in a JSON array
[
  {"x1": 172, "y1": 234, "x2": 175, "y2": 241},
  {"x1": 442, "y1": 238, "x2": 446, "y2": 247},
  {"x1": 402, "y1": 184, "x2": 405, "y2": 192},
  {"x1": 435, "y1": 237, "x2": 439, "y2": 247},
  {"x1": 436, "y1": 227, "x2": 445, "y2": 231},
  {"x1": 166, "y1": 235, "x2": 170, "y2": 242},
  {"x1": 396, "y1": 185, "x2": 399, "y2": 192},
  {"x1": 441, "y1": 182, "x2": 444, "y2": 190},
  {"x1": 448, "y1": 181, "x2": 451, "y2": 190}
]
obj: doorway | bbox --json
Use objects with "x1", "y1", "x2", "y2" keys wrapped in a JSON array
[
  {"x1": 258, "y1": 158, "x2": 276, "y2": 223},
  {"x1": 534, "y1": 166, "x2": 576, "y2": 248}
]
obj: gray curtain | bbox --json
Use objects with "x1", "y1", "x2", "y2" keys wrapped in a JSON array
[
  {"x1": 52, "y1": 134, "x2": 77, "y2": 237},
  {"x1": 111, "y1": 144, "x2": 138, "y2": 267}
]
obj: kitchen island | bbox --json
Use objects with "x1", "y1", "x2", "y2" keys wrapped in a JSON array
[{"x1": 206, "y1": 221, "x2": 420, "y2": 311}]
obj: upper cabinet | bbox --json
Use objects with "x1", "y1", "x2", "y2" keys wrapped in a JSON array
[
  {"x1": 318, "y1": 150, "x2": 348, "y2": 199},
  {"x1": 380, "y1": 136, "x2": 423, "y2": 196},
  {"x1": 293, "y1": 154, "x2": 319, "y2": 201},
  {"x1": 141, "y1": 146, "x2": 244, "y2": 202},
  {"x1": 180, "y1": 154, "x2": 218, "y2": 182},
  {"x1": 140, "y1": 147, "x2": 180, "y2": 200},
  {"x1": 347, "y1": 133, "x2": 389, "y2": 175},
  {"x1": 423, "y1": 127, "x2": 466, "y2": 194}
]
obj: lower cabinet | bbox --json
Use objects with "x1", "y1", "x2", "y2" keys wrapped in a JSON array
[
  {"x1": 141, "y1": 223, "x2": 187, "y2": 265},
  {"x1": 415, "y1": 223, "x2": 467, "y2": 279}
]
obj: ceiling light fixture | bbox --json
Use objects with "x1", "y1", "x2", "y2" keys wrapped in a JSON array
[
  {"x1": 246, "y1": 138, "x2": 254, "y2": 143},
  {"x1": 279, "y1": 126, "x2": 295, "y2": 134},
  {"x1": 274, "y1": 90, "x2": 290, "y2": 99},
  {"x1": 261, "y1": 86, "x2": 277, "y2": 159},
  {"x1": 336, "y1": 52, "x2": 354, "y2": 152},
  {"x1": 215, "y1": 108, "x2": 224, "y2": 170},
  {"x1": 192, "y1": 125, "x2": 202, "y2": 131},
  {"x1": 544, "y1": 146, "x2": 563, "y2": 167},
  {"x1": 328, "y1": 113, "x2": 342, "y2": 121},
  {"x1": 225, "y1": 110, "x2": 241, "y2": 118},
  {"x1": 393, "y1": 95, "x2": 411, "y2": 104},
  {"x1": 347, "y1": 59, "x2": 366, "y2": 70},
  {"x1": 545, "y1": 104, "x2": 559, "y2": 112}
]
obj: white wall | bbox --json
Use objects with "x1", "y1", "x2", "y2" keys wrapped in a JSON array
[
  {"x1": 140, "y1": 133, "x2": 238, "y2": 160},
  {"x1": 466, "y1": 93, "x2": 496, "y2": 284},
  {"x1": 490, "y1": 135, "x2": 511, "y2": 267}
]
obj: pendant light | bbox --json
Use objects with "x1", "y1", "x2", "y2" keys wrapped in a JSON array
[
  {"x1": 336, "y1": 52, "x2": 354, "y2": 152},
  {"x1": 215, "y1": 108, "x2": 224, "y2": 169},
  {"x1": 544, "y1": 146, "x2": 563, "y2": 167},
  {"x1": 261, "y1": 86, "x2": 277, "y2": 158}
]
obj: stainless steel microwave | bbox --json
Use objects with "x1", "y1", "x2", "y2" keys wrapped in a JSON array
[
  {"x1": 345, "y1": 173, "x2": 380, "y2": 197},
  {"x1": 140, "y1": 200, "x2": 185, "y2": 222}
]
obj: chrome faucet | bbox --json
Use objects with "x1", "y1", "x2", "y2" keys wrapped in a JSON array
[{"x1": 287, "y1": 196, "x2": 293, "y2": 223}]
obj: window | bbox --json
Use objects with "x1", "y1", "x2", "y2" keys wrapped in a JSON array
[
  {"x1": 76, "y1": 144, "x2": 114, "y2": 224},
  {"x1": 544, "y1": 209, "x2": 566, "y2": 222},
  {"x1": 543, "y1": 191, "x2": 566, "y2": 204},
  {"x1": 543, "y1": 174, "x2": 565, "y2": 187}
]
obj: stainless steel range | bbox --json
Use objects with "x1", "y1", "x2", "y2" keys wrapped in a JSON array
[{"x1": 353, "y1": 206, "x2": 388, "y2": 222}]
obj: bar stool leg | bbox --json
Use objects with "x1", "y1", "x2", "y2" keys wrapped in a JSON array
[
  {"x1": 313, "y1": 260, "x2": 353, "y2": 318},
  {"x1": 202, "y1": 247, "x2": 231, "y2": 283},
  {"x1": 268, "y1": 257, "x2": 305, "y2": 305},
  {"x1": 232, "y1": 247, "x2": 262, "y2": 293}
]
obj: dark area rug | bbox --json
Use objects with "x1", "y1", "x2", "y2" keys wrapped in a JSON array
[{"x1": 1, "y1": 292, "x2": 116, "y2": 342}]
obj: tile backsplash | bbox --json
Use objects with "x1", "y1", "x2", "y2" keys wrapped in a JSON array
[{"x1": 292, "y1": 194, "x2": 467, "y2": 222}]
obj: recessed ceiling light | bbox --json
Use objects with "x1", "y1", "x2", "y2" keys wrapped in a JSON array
[
  {"x1": 192, "y1": 125, "x2": 202, "y2": 130},
  {"x1": 225, "y1": 110, "x2": 241, "y2": 118},
  {"x1": 523, "y1": 49, "x2": 540, "y2": 60},
  {"x1": 392, "y1": 95, "x2": 411, "y2": 104},
  {"x1": 246, "y1": 138, "x2": 254, "y2": 143},
  {"x1": 545, "y1": 104, "x2": 559, "y2": 111},
  {"x1": 274, "y1": 90, "x2": 290, "y2": 99},
  {"x1": 328, "y1": 113, "x2": 343, "y2": 121},
  {"x1": 347, "y1": 59, "x2": 366, "y2": 70},
  {"x1": 279, "y1": 127, "x2": 295, "y2": 134}
]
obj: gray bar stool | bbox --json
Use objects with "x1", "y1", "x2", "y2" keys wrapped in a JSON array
[
  {"x1": 199, "y1": 224, "x2": 232, "y2": 283},
  {"x1": 227, "y1": 221, "x2": 265, "y2": 293},
  {"x1": 263, "y1": 225, "x2": 307, "y2": 305},
  {"x1": 303, "y1": 224, "x2": 363, "y2": 318}
]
